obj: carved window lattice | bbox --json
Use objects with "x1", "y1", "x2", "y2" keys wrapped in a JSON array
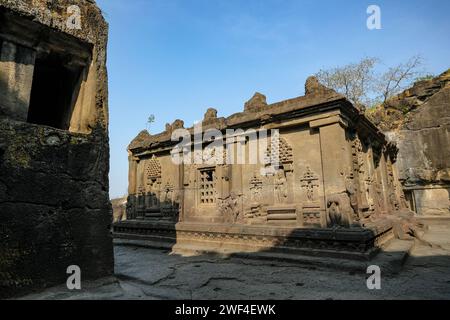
[
  {"x1": 264, "y1": 137, "x2": 293, "y2": 165},
  {"x1": 146, "y1": 156, "x2": 161, "y2": 180},
  {"x1": 199, "y1": 168, "x2": 216, "y2": 205}
]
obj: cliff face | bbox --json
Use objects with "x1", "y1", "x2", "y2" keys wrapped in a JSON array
[
  {"x1": 0, "y1": 0, "x2": 113, "y2": 298},
  {"x1": 368, "y1": 70, "x2": 450, "y2": 216},
  {"x1": 112, "y1": 197, "x2": 127, "y2": 223}
]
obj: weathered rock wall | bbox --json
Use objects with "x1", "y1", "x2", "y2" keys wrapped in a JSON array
[
  {"x1": 0, "y1": 0, "x2": 113, "y2": 298},
  {"x1": 368, "y1": 70, "x2": 450, "y2": 216},
  {"x1": 112, "y1": 197, "x2": 127, "y2": 223}
]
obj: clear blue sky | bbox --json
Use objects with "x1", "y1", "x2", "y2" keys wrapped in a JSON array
[{"x1": 96, "y1": 0, "x2": 450, "y2": 198}]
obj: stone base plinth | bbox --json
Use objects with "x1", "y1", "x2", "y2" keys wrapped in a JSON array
[{"x1": 113, "y1": 219, "x2": 394, "y2": 261}]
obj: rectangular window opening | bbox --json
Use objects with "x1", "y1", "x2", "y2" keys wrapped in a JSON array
[
  {"x1": 404, "y1": 190, "x2": 417, "y2": 213},
  {"x1": 27, "y1": 53, "x2": 84, "y2": 130}
]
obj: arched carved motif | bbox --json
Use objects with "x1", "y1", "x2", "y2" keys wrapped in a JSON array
[
  {"x1": 300, "y1": 167, "x2": 320, "y2": 202},
  {"x1": 249, "y1": 172, "x2": 263, "y2": 202},
  {"x1": 146, "y1": 155, "x2": 161, "y2": 180},
  {"x1": 264, "y1": 137, "x2": 293, "y2": 166}
]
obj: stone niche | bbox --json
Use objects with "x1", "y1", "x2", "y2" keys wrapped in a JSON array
[
  {"x1": 115, "y1": 77, "x2": 417, "y2": 261},
  {"x1": 0, "y1": 0, "x2": 113, "y2": 298}
]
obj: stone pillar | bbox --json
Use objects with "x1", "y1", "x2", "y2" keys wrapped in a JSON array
[
  {"x1": 365, "y1": 144, "x2": 376, "y2": 212},
  {"x1": 378, "y1": 152, "x2": 390, "y2": 213},
  {"x1": 313, "y1": 119, "x2": 350, "y2": 196},
  {"x1": 231, "y1": 164, "x2": 243, "y2": 194},
  {"x1": 217, "y1": 165, "x2": 231, "y2": 200},
  {"x1": 136, "y1": 160, "x2": 145, "y2": 218},
  {"x1": 127, "y1": 153, "x2": 138, "y2": 219},
  {"x1": 178, "y1": 162, "x2": 185, "y2": 221},
  {"x1": 391, "y1": 159, "x2": 407, "y2": 209},
  {"x1": 386, "y1": 155, "x2": 403, "y2": 210},
  {"x1": 128, "y1": 152, "x2": 138, "y2": 195},
  {"x1": 0, "y1": 41, "x2": 36, "y2": 120},
  {"x1": 231, "y1": 140, "x2": 244, "y2": 215},
  {"x1": 186, "y1": 165, "x2": 197, "y2": 220},
  {"x1": 284, "y1": 164, "x2": 295, "y2": 204}
]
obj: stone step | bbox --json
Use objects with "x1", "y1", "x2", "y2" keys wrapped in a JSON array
[
  {"x1": 370, "y1": 239, "x2": 415, "y2": 274},
  {"x1": 113, "y1": 236, "x2": 414, "y2": 276},
  {"x1": 114, "y1": 238, "x2": 174, "y2": 251}
]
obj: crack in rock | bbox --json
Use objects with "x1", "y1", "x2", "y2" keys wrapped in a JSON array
[{"x1": 198, "y1": 277, "x2": 241, "y2": 289}]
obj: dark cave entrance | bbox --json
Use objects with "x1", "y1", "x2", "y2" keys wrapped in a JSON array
[{"x1": 27, "y1": 53, "x2": 83, "y2": 130}]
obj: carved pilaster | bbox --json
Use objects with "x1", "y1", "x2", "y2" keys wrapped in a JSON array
[
  {"x1": 128, "y1": 152, "x2": 138, "y2": 195},
  {"x1": 316, "y1": 121, "x2": 351, "y2": 196}
]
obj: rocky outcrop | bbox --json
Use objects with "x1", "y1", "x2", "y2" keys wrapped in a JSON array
[
  {"x1": 367, "y1": 70, "x2": 450, "y2": 216},
  {"x1": 112, "y1": 197, "x2": 127, "y2": 223},
  {"x1": 0, "y1": 0, "x2": 113, "y2": 298}
]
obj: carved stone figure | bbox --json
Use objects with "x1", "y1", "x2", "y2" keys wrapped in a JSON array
[
  {"x1": 249, "y1": 172, "x2": 263, "y2": 202},
  {"x1": 345, "y1": 174, "x2": 359, "y2": 220},
  {"x1": 300, "y1": 167, "x2": 319, "y2": 202},
  {"x1": 163, "y1": 182, "x2": 174, "y2": 204},
  {"x1": 365, "y1": 175, "x2": 375, "y2": 212},
  {"x1": 219, "y1": 192, "x2": 241, "y2": 223},
  {"x1": 326, "y1": 193, "x2": 354, "y2": 228},
  {"x1": 126, "y1": 197, "x2": 135, "y2": 220},
  {"x1": 274, "y1": 170, "x2": 288, "y2": 204},
  {"x1": 389, "y1": 193, "x2": 400, "y2": 211},
  {"x1": 148, "y1": 178, "x2": 161, "y2": 207}
]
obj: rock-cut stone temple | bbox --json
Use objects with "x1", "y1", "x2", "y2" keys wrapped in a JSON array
[{"x1": 114, "y1": 77, "x2": 422, "y2": 261}]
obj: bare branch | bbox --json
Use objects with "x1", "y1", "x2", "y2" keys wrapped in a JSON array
[
  {"x1": 315, "y1": 55, "x2": 425, "y2": 107},
  {"x1": 315, "y1": 57, "x2": 378, "y2": 106},
  {"x1": 378, "y1": 55, "x2": 424, "y2": 103}
]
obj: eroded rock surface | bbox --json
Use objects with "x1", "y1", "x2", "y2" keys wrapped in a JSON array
[
  {"x1": 0, "y1": 0, "x2": 113, "y2": 298},
  {"x1": 368, "y1": 70, "x2": 450, "y2": 216}
]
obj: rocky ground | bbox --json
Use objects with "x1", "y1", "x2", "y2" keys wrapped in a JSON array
[{"x1": 20, "y1": 222, "x2": 450, "y2": 300}]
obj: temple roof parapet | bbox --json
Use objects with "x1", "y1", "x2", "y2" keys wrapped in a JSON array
[{"x1": 128, "y1": 77, "x2": 387, "y2": 153}]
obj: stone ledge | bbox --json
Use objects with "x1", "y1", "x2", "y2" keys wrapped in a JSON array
[
  {"x1": 113, "y1": 237, "x2": 413, "y2": 274},
  {"x1": 113, "y1": 219, "x2": 395, "y2": 261},
  {"x1": 416, "y1": 216, "x2": 450, "y2": 226}
]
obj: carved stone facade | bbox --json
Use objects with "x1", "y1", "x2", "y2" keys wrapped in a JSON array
[{"x1": 115, "y1": 77, "x2": 416, "y2": 260}]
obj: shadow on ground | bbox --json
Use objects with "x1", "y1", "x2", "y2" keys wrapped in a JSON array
[{"x1": 18, "y1": 223, "x2": 450, "y2": 300}]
